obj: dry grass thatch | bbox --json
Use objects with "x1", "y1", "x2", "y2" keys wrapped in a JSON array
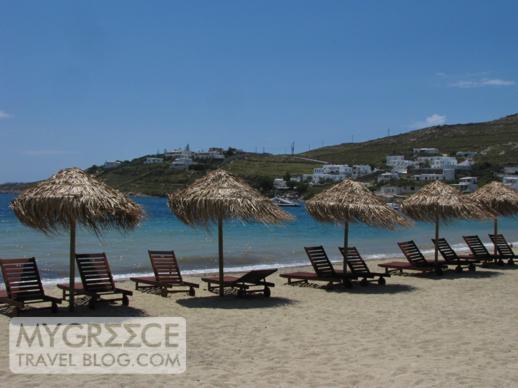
[
  {"x1": 10, "y1": 168, "x2": 144, "y2": 233},
  {"x1": 168, "y1": 170, "x2": 293, "y2": 225},
  {"x1": 402, "y1": 180, "x2": 489, "y2": 222},
  {"x1": 305, "y1": 179, "x2": 410, "y2": 229},
  {"x1": 470, "y1": 181, "x2": 518, "y2": 217}
]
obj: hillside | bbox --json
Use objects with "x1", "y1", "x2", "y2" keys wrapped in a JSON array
[
  {"x1": 83, "y1": 154, "x2": 319, "y2": 196},
  {"x1": 2, "y1": 113, "x2": 517, "y2": 196},
  {"x1": 303, "y1": 114, "x2": 518, "y2": 166}
]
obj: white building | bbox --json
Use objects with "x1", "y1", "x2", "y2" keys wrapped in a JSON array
[
  {"x1": 171, "y1": 157, "x2": 193, "y2": 170},
  {"x1": 456, "y1": 177, "x2": 478, "y2": 193},
  {"x1": 414, "y1": 173, "x2": 444, "y2": 182},
  {"x1": 273, "y1": 178, "x2": 289, "y2": 190},
  {"x1": 352, "y1": 165, "x2": 372, "y2": 178},
  {"x1": 390, "y1": 159, "x2": 417, "y2": 173},
  {"x1": 103, "y1": 161, "x2": 121, "y2": 169},
  {"x1": 144, "y1": 157, "x2": 164, "y2": 164},
  {"x1": 430, "y1": 156, "x2": 458, "y2": 169},
  {"x1": 502, "y1": 176, "x2": 518, "y2": 191},
  {"x1": 193, "y1": 150, "x2": 225, "y2": 160},
  {"x1": 503, "y1": 166, "x2": 518, "y2": 175},
  {"x1": 166, "y1": 146, "x2": 192, "y2": 159},
  {"x1": 413, "y1": 148, "x2": 439, "y2": 156},
  {"x1": 377, "y1": 172, "x2": 400, "y2": 183},
  {"x1": 386, "y1": 155, "x2": 405, "y2": 166},
  {"x1": 413, "y1": 168, "x2": 455, "y2": 182}
]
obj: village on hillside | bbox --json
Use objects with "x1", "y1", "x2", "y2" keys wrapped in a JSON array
[{"x1": 271, "y1": 147, "x2": 518, "y2": 203}]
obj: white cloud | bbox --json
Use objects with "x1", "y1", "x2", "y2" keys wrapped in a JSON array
[
  {"x1": 450, "y1": 78, "x2": 515, "y2": 88},
  {"x1": 22, "y1": 149, "x2": 76, "y2": 156},
  {"x1": 413, "y1": 114, "x2": 447, "y2": 129},
  {"x1": 0, "y1": 110, "x2": 11, "y2": 120}
]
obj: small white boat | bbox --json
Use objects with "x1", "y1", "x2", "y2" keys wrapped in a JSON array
[{"x1": 271, "y1": 196, "x2": 300, "y2": 207}]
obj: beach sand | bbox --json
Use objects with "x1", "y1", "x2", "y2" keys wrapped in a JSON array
[{"x1": 0, "y1": 257, "x2": 517, "y2": 387}]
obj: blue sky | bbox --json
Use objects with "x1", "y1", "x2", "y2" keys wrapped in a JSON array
[{"x1": 1, "y1": 1, "x2": 517, "y2": 182}]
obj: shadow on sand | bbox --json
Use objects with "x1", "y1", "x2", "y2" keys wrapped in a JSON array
[
  {"x1": 413, "y1": 269, "x2": 503, "y2": 281},
  {"x1": 283, "y1": 281, "x2": 417, "y2": 294},
  {"x1": 0, "y1": 296, "x2": 148, "y2": 318},
  {"x1": 176, "y1": 295, "x2": 296, "y2": 309}
]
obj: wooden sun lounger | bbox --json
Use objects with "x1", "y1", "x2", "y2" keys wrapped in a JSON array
[
  {"x1": 463, "y1": 235, "x2": 502, "y2": 266},
  {"x1": 0, "y1": 258, "x2": 61, "y2": 314},
  {"x1": 202, "y1": 269, "x2": 277, "y2": 297},
  {"x1": 378, "y1": 241, "x2": 448, "y2": 275},
  {"x1": 432, "y1": 238, "x2": 479, "y2": 272},
  {"x1": 57, "y1": 253, "x2": 132, "y2": 309},
  {"x1": 489, "y1": 234, "x2": 517, "y2": 265},
  {"x1": 339, "y1": 246, "x2": 389, "y2": 285},
  {"x1": 280, "y1": 246, "x2": 355, "y2": 288},
  {"x1": 130, "y1": 250, "x2": 199, "y2": 297}
]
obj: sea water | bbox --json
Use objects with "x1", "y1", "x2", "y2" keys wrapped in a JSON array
[{"x1": 1, "y1": 193, "x2": 516, "y2": 283}]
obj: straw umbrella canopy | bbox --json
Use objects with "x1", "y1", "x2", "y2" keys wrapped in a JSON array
[
  {"x1": 306, "y1": 179, "x2": 410, "y2": 272},
  {"x1": 168, "y1": 169, "x2": 293, "y2": 296},
  {"x1": 10, "y1": 168, "x2": 144, "y2": 310},
  {"x1": 402, "y1": 180, "x2": 490, "y2": 271},
  {"x1": 470, "y1": 181, "x2": 518, "y2": 254}
]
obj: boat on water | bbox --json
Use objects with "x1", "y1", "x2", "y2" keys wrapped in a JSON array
[{"x1": 271, "y1": 196, "x2": 300, "y2": 207}]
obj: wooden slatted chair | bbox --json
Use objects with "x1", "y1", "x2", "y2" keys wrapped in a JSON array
[
  {"x1": 338, "y1": 246, "x2": 389, "y2": 285},
  {"x1": 130, "y1": 250, "x2": 199, "y2": 297},
  {"x1": 378, "y1": 241, "x2": 447, "y2": 275},
  {"x1": 280, "y1": 246, "x2": 354, "y2": 288},
  {"x1": 0, "y1": 258, "x2": 61, "y2": 314},
  {"x1": 432, "y1": 238, "x2": 479, "y2": 272},
  {"x1": 58, "y1": 253, "x2": 132, "y2": 309},
  {"x1": 463, "y1": 235, "x2": 502, "y2": 266},
  {"x1": 489, "y1": 234, "x2": 516, "y2": 265},
  {"x1": 202, "y1": 269, "x2": 277, "y2": 297}
]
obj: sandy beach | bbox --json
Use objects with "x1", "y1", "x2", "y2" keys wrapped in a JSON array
[{"x1": 0, "y1": 257, "x2": 517, "y2": 387}]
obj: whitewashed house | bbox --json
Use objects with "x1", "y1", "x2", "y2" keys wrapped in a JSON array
[
  {"x1": 377, "y1": 172, "x2": 400, "y2": 183},
  {"x1": 502, "y1": 176, "x2": 518, "y2": 191},
  {"x1": 352, "y1": 165, "x2": 372, "y2": 178},
  {"x1": 413, "y1": 147, "x2": 439, "y2": 156},
  {"x1": 456, "y1": 177, "x2": 478, "y2": 193},
  {"x1": 144, "y1": 157, "x2": 164, "y2": 164},
  {"x1": 273, "y1": 178, "x2": 289, "y2": 190},
  {"x1": 103, "y1": 161, "x2": 121, "y2": 169},
  {"x1": 171, "y1": 157, "x2": 193, "y2": 170}
]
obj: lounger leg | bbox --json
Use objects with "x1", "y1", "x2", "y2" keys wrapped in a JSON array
[
  {"x1": 508, "y1": 258, "x2": 515, "y2": 266},
  {"x1": 188, "y1": 287, "x2": 195, "y2": 297},
  {"x1": 122, "y1": 294, "x2": 129, "y2": 306},
  {"x1": 51, "y1": 302, "x2": 58, "y2": 313}
]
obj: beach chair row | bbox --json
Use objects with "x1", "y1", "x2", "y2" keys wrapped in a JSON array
[{"x1": 1, "y1": 233, "x2": 515, "y2": 313}]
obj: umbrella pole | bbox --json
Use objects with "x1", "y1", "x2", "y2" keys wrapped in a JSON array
[
  {"x1": 218, "y1": 216, "x2": 224, "y2": 297},
  {"x1": 343, "y1": 221, "x2": 349, "y2": 273},
  {"x1": 69, "y1": 219, "x2": 76, "y2": 311},
  {"x1": 434, "y1": 215, "x2": 440, "y2": 273},
  {"x1": 493, "y1": 217, "x2": 498, "y2": 256}
]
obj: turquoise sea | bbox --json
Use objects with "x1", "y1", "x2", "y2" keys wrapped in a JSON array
[{"x1": 1, "y1": 193, "x2": 517, "y2": 283}]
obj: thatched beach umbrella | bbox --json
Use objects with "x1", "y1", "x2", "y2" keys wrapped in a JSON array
[
  {"x1": 10, "y1": 168, "x2": 144, "y2": 310},
  {"x1": 306, "y1": 179, "x2": 410, "y2": 272},
  {"x1": 470, "y1": 181, "x2": 518, "y2": 254},
  {"x1": 168, "y1": 170, "x2": 293, "y2": 296},
  {"x1": 402, "y1": 180, "x2": 489, "y2": 271}
]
